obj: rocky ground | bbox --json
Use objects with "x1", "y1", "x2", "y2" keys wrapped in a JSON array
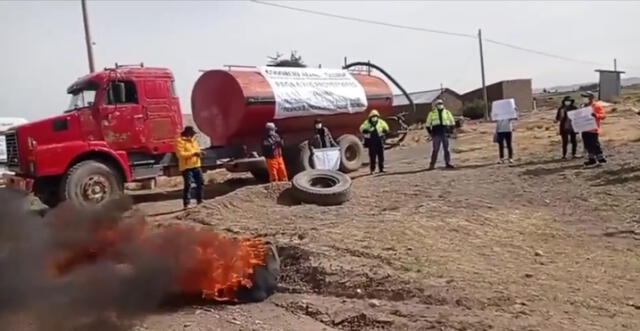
[{"x1": 125, "y1": 91, "x2": 640, "y2": 331}]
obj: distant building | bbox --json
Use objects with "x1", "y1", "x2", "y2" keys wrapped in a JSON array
[
  {"x1": 595, "y1": 69, "x2": 625, "y2": 102},
  {"x1": 393, "y1": 88, "x2": 463, "y2": 124},
  {"x1": 462, "y1": 79, "x2": 533, "y2": 111}
]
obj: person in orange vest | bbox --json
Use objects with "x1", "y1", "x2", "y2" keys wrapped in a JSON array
[
  {"x1": 175, "y1": 126, "x2": 204, "y2": 209},
  {"x1": 580, "y1": 91, "x2": 607, "y2": 166},
  {"x1": 261, "y1": 122, "x2": 288, "y2": 182}
]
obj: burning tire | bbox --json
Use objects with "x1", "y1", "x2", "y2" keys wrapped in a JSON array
[
  {"x1": 291, "y1": 169, "x2": 352, "y2": 206},
  {"x1": 337, "y1": 134, "x2": 364, "y2": 173},
  {"x1": 60, "y1": 160, "x2": 123, "y2": 208},
  {"x1": 236, "y1": 243, "x2": 280, "y2": 302}
]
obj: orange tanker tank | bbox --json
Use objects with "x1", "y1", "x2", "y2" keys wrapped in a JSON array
[{"x1": 191, "y1": 67, "x2": 393, "y2": 148}]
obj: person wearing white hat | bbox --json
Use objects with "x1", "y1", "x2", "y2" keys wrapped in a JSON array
[{"x1": 261, "y1": 122, "x2": 288, "y2": 182}]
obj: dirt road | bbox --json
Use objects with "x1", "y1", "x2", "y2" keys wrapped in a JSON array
[{"x1": 130, "y1": 102, "x2": 640, "y2": 331}]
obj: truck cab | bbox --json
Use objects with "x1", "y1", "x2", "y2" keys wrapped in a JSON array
[{"x1": 2, "y1": 65, "x2": 183, "y2": 207}]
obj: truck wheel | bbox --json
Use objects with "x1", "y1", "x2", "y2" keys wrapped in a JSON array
[
  {"x1": 284, "y1": 141, "x2": 312, "y2": 177},
  {"x1": 291, "y1": 170, "x2": 352, "y2": 206},
  {"x1": 60, "y1": 160, "x2": 123, "y2": 208},
  {"x1": 337, "y1": 134, "x2": 364, "y2": 173}
]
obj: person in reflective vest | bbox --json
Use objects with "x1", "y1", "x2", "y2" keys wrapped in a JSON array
[
  {"x1": 175, "y1": 126, "x2": 204, "y2": 209},
  {"x1": 360, "y1": 109, "x2": 389, "y2": 174},
  {"x1": 261, "y1": 122, "x2": 289, "y2": 182},
  {"x1": 426, "y1": 99, "x2": 456, "y2": 170},
  {"x1": 580, "y1": 91, "x2": 607, "y2": 166}
]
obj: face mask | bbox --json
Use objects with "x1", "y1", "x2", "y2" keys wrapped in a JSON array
[
  {"x1": 436, "y1": 104, "x2": 444, "y2": 110},
  {"x1": 563, "y1": 101, "x2": 571, "y2": 106},
  {"x1": 315, "y1": 123, "x2": 322, "y2": 129},
  {"x1": 370, "y1": 116, "x2": 379, "y2": 123}
]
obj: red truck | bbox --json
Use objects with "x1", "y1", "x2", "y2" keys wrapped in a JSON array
[{"x1": 2, "y1": 63, "x2": 408, "y2": 207}]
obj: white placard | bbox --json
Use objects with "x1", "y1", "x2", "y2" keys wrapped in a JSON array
[
  {"x1": 0, "y1": 135, "x2": 6, "y2": 162},
  {"x1": 491, "y1": 98, "x2": 518, "y2": 121},
  {"x1": 259, "y1": 67, "x2": 368, "y2": 119},
  {"x1": 312, "y1": 147, "x2": 341, "y2": 171},
  {"x1": 567, "y1": 107, "x2": 597, "y2": 132}
]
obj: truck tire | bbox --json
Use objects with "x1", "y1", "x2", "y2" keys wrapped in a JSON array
[
  {"x1": 60, "y1": 160, "x2": 123, "y2": 208},
  {"x1": 291, "y1": 170, "x2": 352, "y2": 206},
  {"x1": 337, "y1": 134, "x2": 364, "y2": 173},
  {"x1": 284, "y1": 141, "x2": 312, "y2": 177}
]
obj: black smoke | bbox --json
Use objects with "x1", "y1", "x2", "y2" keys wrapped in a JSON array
[{"x1": 0, "y1": 189, "x2": 176, "y2": 331}]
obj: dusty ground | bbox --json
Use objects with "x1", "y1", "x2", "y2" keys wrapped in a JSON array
[{"x1": 124, "y1": 92, "x2": 640, "y2": 331}]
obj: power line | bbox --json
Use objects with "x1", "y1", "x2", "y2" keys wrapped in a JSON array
[
  {"x1": 483, "y1": 38, "x2": 602, "y2": 66},
  {"x1": 250, "y1": 0, "x2": 476, "y2": 39},
  {"x1": 251, "y1": 0, "x2": 606, "y2": 67}
]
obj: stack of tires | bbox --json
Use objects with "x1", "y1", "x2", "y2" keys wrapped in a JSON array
[{"x1": 287, "y1": 134, "x2": 362, "y2": 206}]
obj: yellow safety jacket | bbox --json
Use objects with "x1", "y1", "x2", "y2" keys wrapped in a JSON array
[
  {"x1": 426, "y1": 108, "x2": 455, "y2": 127},
  {"x1": 359, "y1": 110, "x2": 390, "y2": 136},
  {"x1": 175, "y1": 136, "x2": 202, "y2": 171}
]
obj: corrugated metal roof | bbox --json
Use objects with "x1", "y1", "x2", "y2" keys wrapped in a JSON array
[{"x1": 393, "y1": 89, "x2": 442, "y2": 106}]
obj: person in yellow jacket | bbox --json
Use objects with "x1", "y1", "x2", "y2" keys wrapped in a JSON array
[
  {"x1": 175, "y1": 126, "x2": 204, "y2": 209},
  {"x1": 360, "y1": 109, "x2": 389, "y2": 174},
  {"x1": 426, "y1": 99, "x2": 456, "y2": 170}
]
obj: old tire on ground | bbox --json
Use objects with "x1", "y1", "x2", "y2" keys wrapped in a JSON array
[
  {"x1": 225, "y1": 157, "x2": 270, "y2": 183},
  {"x1": 60, "y1": 160, "x2": 123, "y2": 208},
  {"x1": 291, "y1": 169, "x2": 352, "y2": 206},
  {"x1": 337, "y1": 134, "x2": 364, "y2": 173},
  {"x1": 250, "y1": 167, "x2": 270, "y2": 183},
  {"x1": 284, "y1": 141, "x2": 312, "y2": 177},
  {"x1": 236, "y1": 243, "x2": 280, "y2": 303}
]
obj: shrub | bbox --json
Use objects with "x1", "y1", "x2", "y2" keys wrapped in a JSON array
[{"x1": 462, "y1": 99, "x2": 487, "y2": 120}]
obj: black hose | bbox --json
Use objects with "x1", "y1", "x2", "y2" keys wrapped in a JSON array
[{"x1": 343, "y1": 61, "x2": 413, "y2": 146}]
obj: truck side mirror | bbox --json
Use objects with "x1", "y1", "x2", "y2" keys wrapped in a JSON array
[{"x1": 113, "y1": 82, "x2": 126, "y2": 104}]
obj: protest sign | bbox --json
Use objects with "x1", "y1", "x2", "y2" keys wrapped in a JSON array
[
  {"x1": 567, "y1": 107, "x2": 597, "y2": 132},
  {"x1": 491, "y1": 98, "x2": 518, "y2": 121},
  {"x1": 259, "y1": 67, "x2": 368, "y2": 119}
]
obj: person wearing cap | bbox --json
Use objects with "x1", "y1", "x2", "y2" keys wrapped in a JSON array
[
  {"x1": 261, "y1": 122, "x2": 288, "y2": 182},
  {"x1": 555, "y1": 96, "x2": 579, "y2": 159},
  {"x1": 309, "y1": 119, "x2": 337, "y2": 150},
  {"x1": 175, "y1": 126, "x2": 204, "y2": 209},
  {"x1": 360, "y1": 109, "x2": 389, "y2": 174},
  {"x1": 426, "y1": 99, "x2": 456, "y2": 170},
  {"x1": 580, "y1": 91, "x2": 607, "y2": 165}
]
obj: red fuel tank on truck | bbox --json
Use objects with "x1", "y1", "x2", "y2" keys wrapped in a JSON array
[{"x1": 191, "y1": 67, "x2": 393, "y2": 148}]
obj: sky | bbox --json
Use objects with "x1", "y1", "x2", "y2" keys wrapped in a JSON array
[{"x1": 1, "y1": 0, "x2": 639, "y2": 120}]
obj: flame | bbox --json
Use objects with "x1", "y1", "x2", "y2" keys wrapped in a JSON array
[{"x1": 49, "y1": 215, "x2": 268, "y2": 302}]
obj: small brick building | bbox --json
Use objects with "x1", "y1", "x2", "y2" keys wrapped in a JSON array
[
  {"x1": 462, "y1": 79, "x2": 533, "y2": 111},
  {"x1": 393, "y1": 88, "x2": 463, "y2": 125}
]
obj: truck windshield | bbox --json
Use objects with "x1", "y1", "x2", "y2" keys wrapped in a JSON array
[{"x1": 66, "y1": 89, "x2": 97, "y2": 111}]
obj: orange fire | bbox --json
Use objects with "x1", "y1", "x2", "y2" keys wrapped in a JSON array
[{"x1": 49, "y1": 215, "x2": 269, "y2": 302}]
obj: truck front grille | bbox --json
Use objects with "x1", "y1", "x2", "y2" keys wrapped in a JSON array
[{"x1": 4, "y1": 132, "x2": 19, "y2": 167}]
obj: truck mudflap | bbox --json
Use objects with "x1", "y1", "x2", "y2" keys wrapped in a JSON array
[{"x1": 2, "y1": 174, "x2": 34, "y2": 192}]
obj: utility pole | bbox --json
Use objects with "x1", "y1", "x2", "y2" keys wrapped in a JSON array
[
  {"x1": 478, "y1": 29, "x2": 489, "y2": 120},
  {"x1": 614, "y1": 58, "x2": 617, "y2": 71},
  {"x1": 81, "y1": 0, "x2": 96, "y2": 73}
]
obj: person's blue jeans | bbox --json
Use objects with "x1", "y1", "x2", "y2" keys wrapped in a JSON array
[
  {"x1": 182, "y1": 167, "x2": 204, "y2": 207},
  {"x1": 430, "y1": 133, "x2": 451, "y2": 166}
]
